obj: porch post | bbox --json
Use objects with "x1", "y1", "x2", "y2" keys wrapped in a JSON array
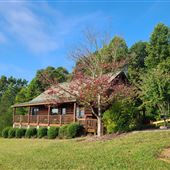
[
  {"x1": 37, "y1": 115, "x2": 39, "y2": 126},
  {"x1": 20, "y1": 115, "x2": 22, "y2": 128},
  {"x1": 59, "y1": 112, "x2": 62, "y2": 126},
  {"x1": 28, "y1": 106, "x2": 31, "y2": 126},
  {"x1": 73, "y1": 103, "x2": 76, "y2": 122},
  {"x1": 13, "y1": 107, "x2": 16, "y2": 127},
  {"x1": 48, "y1": 105, "x2": 51, "y2": 126}
]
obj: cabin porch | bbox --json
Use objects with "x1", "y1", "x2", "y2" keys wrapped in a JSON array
[{"x1": 12, "y1": 102, "x2": 98, "y2": 133}]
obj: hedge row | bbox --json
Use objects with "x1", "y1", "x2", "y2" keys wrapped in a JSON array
[{"x1": 1, "y1": 123, "x2": 84, "y2": 139}]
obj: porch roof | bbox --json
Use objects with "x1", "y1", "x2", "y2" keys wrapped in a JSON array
[
  {"x1": 12, "y1": 82, "x2": 76, "y2": 108},
  {"x1": 12, "y1": 100, "x2": 76, "y2": 108}
]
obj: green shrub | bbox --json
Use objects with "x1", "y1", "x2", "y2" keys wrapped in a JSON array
[
  {"x1": 47, "y1": 127, "x2": 59, "y2": 139},
  {"x1": 103, "y1": 100, "x2": 137, "y2": 133},
  {"x1": 58, "y1": 125, "x2": 68, "y2": 139},
  {"x1": 25, "y1": 128, "x2": 37, "y2": 138},
  {"x1": 8, "y1": 128, "x2": 16, "y2": 138},
  {"x1": 2, "y1": 127, "x2": 11, "y2": 138},
  {"x1": 67, "y1": 123, "x2": 83, "y2": 138},
  {"x1": 38, "y1": 127, "x2": 47, "y2": 138},
  {"x1": 15, "y1": 128, "x2": 26, "y2": 138}
]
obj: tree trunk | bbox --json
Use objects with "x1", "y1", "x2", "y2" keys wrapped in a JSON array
[
  {"x1": 97, "y1": 116, "x2": 103, "y2": 137},
  {"x1": 97, "y1": 94, "x2": 103, "y2": 137}
]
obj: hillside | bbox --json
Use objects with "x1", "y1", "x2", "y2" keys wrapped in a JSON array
[{"x1": 0, "y1": 131, "x2": 170, "y2": 169}]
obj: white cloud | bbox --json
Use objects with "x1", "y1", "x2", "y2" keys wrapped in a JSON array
[
  {"x1": 0, "y1": 1, "x2": 59, "y2": 53},
  {"x1": 0, "y1": 1, "x2": 105, "y2": 54}
]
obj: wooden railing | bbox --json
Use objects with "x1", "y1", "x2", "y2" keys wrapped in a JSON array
[
  {"x1": 78, "y1": 118, "x2": 97, "y2": 132},
  {"x1": 14, "y1": 114, "x2": 74, "y2": 125},
  {"x1": 49, "y1": 115, "x2": 60, "y2": 124},
  {"x1": 14, "y1": 115, "x2": 97, "y2": 132},
  {"x1": 39, "y1": 115, "x2": 48, "y2": 124}
]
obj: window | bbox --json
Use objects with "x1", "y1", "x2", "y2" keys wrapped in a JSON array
[
  {"x1": 62, "y1": 108, "x2": 66, "y2": 115},
  {"x1": 76, "y1": 107, "x2": 85, "y2": 118},
  {"x1": 52, "y1": 108, "x2": 59, "y2": 114},
  {"x1": 32, "y1": 108, "x2": 39, "y2": 115}
]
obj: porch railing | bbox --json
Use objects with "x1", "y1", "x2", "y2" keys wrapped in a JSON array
[
  {"x1": 14, "y1": 114, "x2": 74, "y2": 126},
  {"x1": 78, "y1": 118, "x2": 97, "y2": 132},
  {"x1": 14, "y1": 115, "x2": 97, "y2": 132}
]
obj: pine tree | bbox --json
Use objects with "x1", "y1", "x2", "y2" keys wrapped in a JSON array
[{"x1": 145, "y1": 23, "x2": 170, "y2": 69}]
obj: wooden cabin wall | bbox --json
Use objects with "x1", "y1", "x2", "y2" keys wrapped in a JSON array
[
  {"x1": 37, "y1": 108, "x2": 48, "y2": 115},
  {"x1": 36, "y1": 106, "x2": 48, "y2": 115},
  {"x1": 31, "y1": 103, "x2": 96, "y2": 119},
  {"x1": 32, "y1": 103, "x2": 75, "y2": 116},
  {"x1": 60, "y1": 103, "x2": 74, "y2": 115}
]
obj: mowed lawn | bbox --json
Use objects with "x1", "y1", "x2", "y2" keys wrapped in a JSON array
[{"x1": 0, "y1": 131, "x2": 170, "y2": 170}]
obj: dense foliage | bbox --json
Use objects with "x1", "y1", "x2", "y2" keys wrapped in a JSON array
[
  {"x1": 0, "y1": 77, "x2": 27, "y2": 134},
  {"x1": 145, "y1": 23, "x2": 170, "y2": 69},
  {"x1": 1, "y1": 127, "x2": 11, "y2": 138},
  {"x1": 128, "y1": 41, "x2": 148, "y2": 84},
  {"x1": 15, "y1": 128, "x2": 26, "y2": 138},
  {"x1": 103, "y1": 23, "x2": 170, "y2": 132},
  {"x1": 8, "y1": 128, "x2": 16, "y2": 138},
  {"x1": 1, "y1": 125, "x2": 83, "y2": 139},
  {"x1": 103, "y1": 100, "x2": 138, "y2": 133},
  {"x1": 58, "y1": 125, "x2": 68, "y2": 139},
  {"x1": 47, "y1": 127, "x2": 59, "y2": 139},
  {"x1": 37, "y1": 127, "x2": 48, "y2": 138},
  {"x1": 25, "y1": 128, "x2": 37, "y2": 138},
  {"x1": 67, "y1": 123, "x2": 84, "y2": 138},
  {"x1": 138, "y1": 23, "x2": 170, "y2": 123}
]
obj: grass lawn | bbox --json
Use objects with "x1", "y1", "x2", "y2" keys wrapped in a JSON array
[{"x1": 0, "y1": 131, "x2": 170, "y2": 170}]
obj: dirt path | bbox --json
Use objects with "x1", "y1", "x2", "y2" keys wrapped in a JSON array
[
  {"x1": 76, "y1": 133, "x2": 128, "y2": 142},
  {"x1": 159, "y1": 148, "x2": 170, "y2": 163}
]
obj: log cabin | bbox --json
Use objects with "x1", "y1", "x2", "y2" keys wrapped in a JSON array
[{"x1": 12, "y1": 70, "x2": 128, "y2": 133}]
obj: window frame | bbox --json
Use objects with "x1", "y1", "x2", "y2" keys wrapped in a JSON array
[
  {"x1": 62, "y1": 108, "x2": 66, "y2": 115},
  {"x1": 76, "y1": 107, "x2": 85, "y2": 118},
  {"x1": 51, "y1": 108, "x2": 59, "y2": 115}
]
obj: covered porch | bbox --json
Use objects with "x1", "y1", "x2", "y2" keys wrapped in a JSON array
[{"x1": 12, "y1": 102, "x2": 97, "y2": 133}]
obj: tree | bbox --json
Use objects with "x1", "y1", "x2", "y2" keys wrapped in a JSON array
[
  {"x1": 37, "y1": 66, "x2": 69, "y2": 85},
  {"x1": 139, "y1": 67, "x2": 170, "y2": 125},
  {"x1": 103, "y1": 99, "x2": 138, "y2": 133},
  {"x1": 145, "y1": 23, "x2": 170, "y2": 69},
  {"x1": 0, "y1": 76, "x2": 27, "y2": 99},
  {"x1": 107, "y1": 36, "x2": 128, "y2": 62},
  {"x1": 128, "y1": 41, "x2": 148, "y2": 84},
  {"x1": 0, "y1": 85, "x2": 20, "y2": 132},
  {"x1": 23, "y1": 66, "x2": 70, "y2": 101},
  {"x1": 138, "y1": 23, "x2": 170, "y2": 126},
  {"x1": 42, "y1": 30, "x2": 130, "y2": 136},
  {"x1": 15, "y1": 88, "x2": 28, "y2": 104},
  {"x1": 0, "y1": 76, "x2": 8, "y2": 99},
  {"x1": 70, "y1": 32, "x2": 132, "y2": 136},
  {"x1": 0, "y1": 77, "x2": 27, "y2": 133},
  {"x1": 15, "y1": 88, "x2": 28, "y2": 115},
  {"x1": 26, "y1": 78, "x2": 43, "y2": 101}
]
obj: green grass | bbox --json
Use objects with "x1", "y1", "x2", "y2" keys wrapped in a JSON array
[{"x1": 0, "y1": 131, "x2": 170, "y2": 169}]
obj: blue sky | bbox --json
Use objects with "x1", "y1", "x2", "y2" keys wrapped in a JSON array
[{"x1": 0, "y1": 1, "x2": 169, "y2": 81}]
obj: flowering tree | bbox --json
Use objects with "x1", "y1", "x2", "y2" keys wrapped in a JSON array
[{"x1": 41, "y1": 30, "x2": 130, "y2": 136}]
